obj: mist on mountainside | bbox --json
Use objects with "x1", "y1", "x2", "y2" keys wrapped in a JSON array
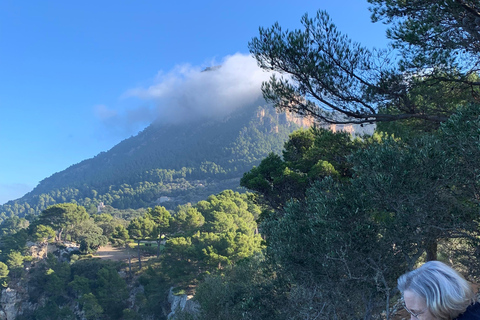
[
  {"x1": 0, "y1": 52, "x2": 373, "y2": 218},
  {"x1": 96, "y1": 54, "x2": 272, "y2": 134}
]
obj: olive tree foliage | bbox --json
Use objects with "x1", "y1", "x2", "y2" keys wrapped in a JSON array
[
  {"x1": 260, "y1": 105, "x2": 480, "y2": 319},
  {"x1": 435, "y1": 103, "x2": 480, "y2": 280},
  {"x1": 263, "y1": 178, "x2": 403, "y2": 319},
  {"x1": 357, "y1": 145, "x2": 474, "y2": 264},
  {"x1": 248, "y1": 2, "x2": 480, "y2": 125},
  {"x1": 93, "y1": 213, "x2": 125, "y2": 239},
  {"x1": 192, "y1": 253, "x2": 289, "y2": 320},
  {"x1": 73, "y1": 219, "x2": 108, "y2": 253},
  {"x1": 110, "y1": 225, "x2": 129, "y2": 245}
]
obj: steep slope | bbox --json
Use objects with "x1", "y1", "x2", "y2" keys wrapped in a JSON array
[{"x1": 0, "y1": 104, "x2": 302, "y2": 218}]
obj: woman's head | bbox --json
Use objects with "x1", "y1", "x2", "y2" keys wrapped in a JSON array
[{"x1": 398, "y1": 261, "x2": 475, "y2": 320}]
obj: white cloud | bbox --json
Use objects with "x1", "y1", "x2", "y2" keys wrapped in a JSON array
[
  {"x1": 124, "y1": 53, "x2": 272, "y2": 124},
  {"x1": 94, "y1": 53, "x2": 273, "y2": 138}
]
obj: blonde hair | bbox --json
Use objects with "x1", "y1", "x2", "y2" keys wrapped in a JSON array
[{"x1": 398, "y1": 261, "x2": 475, "y2": 320}]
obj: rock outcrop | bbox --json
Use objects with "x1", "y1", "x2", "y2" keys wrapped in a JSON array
[
  {"x1": 167, "y1": 287, "x2": 200, "y2": 319},
  {"x1": 0, "y1": 287, "x2": 36, "y2": 320},
  {"x1": 0, "y1": 288, "x2": 18, "y2": 320},
  {"x1": 27, "y1": 241, "x2": 48, "y2": 260}
]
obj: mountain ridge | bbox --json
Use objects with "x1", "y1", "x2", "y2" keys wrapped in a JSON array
[{"x1": 0, "y1": 104, "x2": 303, "y2": 219}]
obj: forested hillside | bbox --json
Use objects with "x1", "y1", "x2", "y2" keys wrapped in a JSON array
[
  {"x1": 0, "y1": 104, "x2": 302, "y2": 219},
  {"x1": 0, "y1": 191, "x2": 264, "y2": 319},
  {"x1": 3, "y1": 1, "x2": 480, "y2": 319},
  {"x1": 186, "y1": 1, "x2": 480, "y2": 319}
]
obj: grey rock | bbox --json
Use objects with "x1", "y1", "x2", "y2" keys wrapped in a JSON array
[
  {"x1": 0, "y1": 288, "x2": 19, "y2": 320},
  {"x1": 167, "y1": 287, "x2": 200, "y2": 319}
]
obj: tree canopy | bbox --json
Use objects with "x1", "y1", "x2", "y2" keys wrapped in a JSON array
[
  {"x1": 36, "y1": 203, "x2": 89, "y2": 241},
  {"x1": 2, "y1": 2, "x2": 480, "y2": 319},
  {"x1": 241, "y1": 127, "x2": 361, "y2": 209},
  {"x1": 369, "y1": 0, "x2": 480, "y2": 64},
  {"x1": 248, "y1": 2, "x2": 480, "y2": 125}
]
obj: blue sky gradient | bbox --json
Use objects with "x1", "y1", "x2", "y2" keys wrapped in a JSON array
[{"x1": 0, "y1": 0, "x2": 388, "y2": 204}]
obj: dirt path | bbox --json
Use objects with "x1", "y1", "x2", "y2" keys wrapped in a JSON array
[{"x1": 93, "y1": 244, "x2": 134, "y2": 261}]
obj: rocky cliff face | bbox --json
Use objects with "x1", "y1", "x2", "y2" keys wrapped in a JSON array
[
  {"x1": 0, "y1": 288, "x2": 18, "y2": 320},
  {"x1": 27, "y1": 242, "x2": 48, "y2": 260},
  {"x1": 167, "y1": 287, "x2": 200, "y2": 319},
  {"x1": 0, "y1": 287, "x2": 36, "y2": 320}
]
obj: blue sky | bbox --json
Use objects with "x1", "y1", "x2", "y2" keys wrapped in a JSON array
[{"x1": 0, "y1": 0, "x2": 388, "y2": 205}]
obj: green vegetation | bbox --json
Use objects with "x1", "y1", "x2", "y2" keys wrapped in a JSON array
[
  {"x1": 189, "y1": 1, "x2": 480, "y2": 319},
  {"x1": 1, "y1": 1, "x2": 480, "y2": 319},
  {"x1": 241, "y1": 127, "x2": 362, "y2": 209},
  {"x1": 0, "y1": 189, "x2": 263, "y2": 319},
  {"x1": 249, "y1": 1, "x2": 480, "y2": 126},
  {"x1": 0, "y1": 105, "x2": 300, "y2": 220},
  {"x1": 19, "y1": 257, "x2": 128, "y2": 320},
  {"x1": 189, "y1": 109, "x2": 480, "y2": 320}
]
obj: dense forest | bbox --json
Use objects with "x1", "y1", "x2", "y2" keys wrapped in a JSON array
[
  {"x1": 0, "y1": 104, "x2": 305, "y2": 219},
  {"x1": 0, "y1": 191, "x2": 263, "y2": 319},
  {"x1": 2, "y1": 0, "x2": 480, "y2": 319},
  {"x1": 187, "y1": 1, "x2": 480, "y2": 318}
]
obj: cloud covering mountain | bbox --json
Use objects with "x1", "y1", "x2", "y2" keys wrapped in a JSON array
[
  {"x1": 97, "y1": 53, "x2": 272, "y2": 133},
  {"x1": 127, "y1": 53, "x2": 270, "y2": 123}
]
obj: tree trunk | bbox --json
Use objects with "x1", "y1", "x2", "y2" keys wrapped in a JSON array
[
  {"x1": 137, "y1": 240, "x2": 142, "y2": 270},
  {"x1": 426, "y1": 241, "x2": 438, "y2": 261}
]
